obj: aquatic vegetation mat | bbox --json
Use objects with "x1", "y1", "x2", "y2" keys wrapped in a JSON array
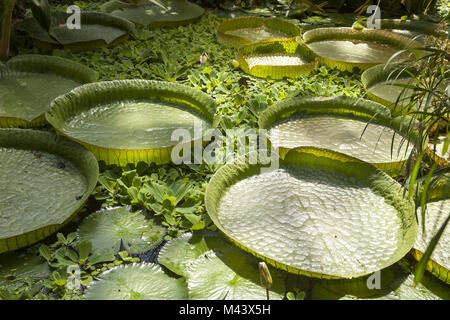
[
  {"x1": 78, "y1": 206, "x2": 166, "y2": 255},
  {"x1": 205, "y1": 147, "x2": 417, "y2": 279},
  {"x1": 259, "y1": 96, "x2": 420, "y2": 175},
  {"x1": 0, "y1": 54, "x2": 98, "y2": 128},
  {"x1": 84, "y1": 263, "x2": 188, "y2": 300},
  {"x1": 17, "y1": 11, "x2": 135, "y2": 51},
  {"x1": 100, "y1": 0, "x2": 204, "y2": 27},
  {"x1": 303, "y1": 27, "x2": 421, "y2": 71},
  {"x1": 237, "y1": 40, "x2": 316, "y2": 79},
  {"x1": 46, "y1": 80, "x2": 217, "y2": 166},
  {"x1": 217, "y1": 16, "x2": 300, "y2": 48},
  {"x1": 0, "y1": 129, "x2": 99, "y2": 253}
]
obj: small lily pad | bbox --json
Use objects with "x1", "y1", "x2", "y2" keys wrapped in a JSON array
[
  {"x1": 0, "y1": 247, "x2": 51, "y2": 287},
  {"x1": 78, "y1": 206, "x2": 166, "y2": 255},
  {"x1": 17, "y1": 11, "x2": 135, "y2": 51},
  {"x1": 186, "y1": 249, "x2": 286, "y2": 300},
  {"x1": 158, "y1": 231, "x2": 231, "y2": 276},
  {"x1": 84, "y1": 263, "x2": 188, "y2": 300},
  {"x1": 101, "y1": 0, "x2": 204, "y2": 27}
]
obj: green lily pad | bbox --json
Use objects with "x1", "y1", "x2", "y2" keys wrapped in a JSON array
[
  {"x1": 100, "y1": 0, "x2": 204, "y2": 27},
  {"x1": 46, "y1": 80, "x2": 217, "y2": 166},
  {"x1": 312, "y1": 269, "x2": 445, "y2": 300},
  {"x1": 430, "y1": 136, "x2": 450, "y2": 165},
  {"x1": 413, "y1": 199, "x2": 450, "y2": 284},
  {"x1": 84, "y1": 263, "x2": 188, "y2": 300},
  {"x1": 205, "y1": 147, "x2": 417, "y2": 279},
  {"x1": 364, "y1": 19, "x2": 446, "y2": 42},
  {"x1": 217, "y1": 16, "x2": 300, "y2": 48},
  {"x1": 78, "y1": 206, "x2": 166, "y2": 255},
  {"x1": 0, "y1": 54, "x2": 98, "y2": 128},
  {"x1": 0, "y1": 247, "x2": 51, "y2": 287},
  {"x1": 158, "y1": 231, "x2": 232, "y2": 276},
  {"x1": 259, "y1": 96, "x2": 421, "y2": 176},
  {"x1": 17, "y1": 11, "x2": 135, "y2": 51},
  {"x1": 237, "y1": 40, "x2": 317, "y2": 79},
  {"x1": 303, "y1": 27, "x2": 421, "y2": 71},
  {"x1": 0, "y1": 129, "x2": 99, "y2": 254},
  {"x1": 186, "y1": 249, "x2": 286, "y2": 300},
  {"x1": 360, "y1": 63, "x2": 443, "y2": 116}
]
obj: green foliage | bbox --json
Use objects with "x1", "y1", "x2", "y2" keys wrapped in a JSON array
[{"x1": 94, "y1": 162, "x2": 212, "y2": 238}]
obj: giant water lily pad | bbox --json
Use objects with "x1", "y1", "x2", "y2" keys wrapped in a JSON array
[
  {"x1": 84, "y1": 263, "x2": 188, "y2": 300},
  {"x1": 186, "y1": 249, "x2": 286, "y2": 300},
  {"x1": 0, "y1": 129, "x2": 98, "y2": 253},
  {"x1": 363, "y1": 19, "x2": 446, "y2": 42},
  {"x1": 303, "y1": 27, "x2": 421, "y2": 71},
  {"x1": 259, "y1": 96, "x2": 421, "y2": 175},
  {"x1": 46, "y1": 80, "x2": 217, "y2": 166},
  {"x1": 430, "y1": 137, "x2": 450, "y2": 166},
  {"x1": 0, "y1": 55, "x2": 98, "y2": 128},
  {"x1": 205, "y1": 147, "x2": 417, "y2": 279},
  {"x1": 237, "y1": 40, "x2": 317, "y2": 79},
  {"x1": 17, "y1": 11, "x2": 134, "y2": 51},
  {"x1": 217, "y1": 16, "x2": 300, "y2": 48},
  {"x1": 413, "y1": 198, "x2": 450, "y2": 284},
  {"x1": 78, "y1": 206, "x2": 166, "y2": 255},
  {"x1": 361, "y1": 63, "x2": 430, "y2": 116},
  {"x1": 100, "y1": 0, "x2": 204, "y2": 27}
]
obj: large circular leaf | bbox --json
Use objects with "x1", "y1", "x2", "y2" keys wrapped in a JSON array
[
  {"x1": 78, "y1": 206, "x2": 166, "y2": 255},
  {"x1": 259, "y1": 96, "x2": 421, "y2": 176},
  {"x1": 413, "y1": 199, "x2": 450, "y2": 284},
  {"x1": 0, "y1": 55, "x2": 98, "y2": 128},
  {"x1": 17, "y1": 11, "x2": 135, "y2": 51},
  {"x1": 0, "y1": 129, "x2": 99, "y2": 253},
  {"x1": 236, "y1": 40, "x2": 317, "y2": 79},
  {"x1": 158, "y1": 230, "x2": 230, "y2": 276},
  {"x1": 84, "y1": 263, "x2": 188, "y2": 300},
  {"x1": 186, "y1": 249, "x2": 286, "y2": 300},
  {"x1": 46, "y1": 80, "x2": 217, "y2": 166},
  {"x1": 205, "y1": 147, "x2": 417, "y2": 279},
  {"x1": 217, "y1": 16, "x2": 300, "y2": 48},
  {"x1": 0, "y1": 247, "x2": 51, "y2": 288},
  {"x1": 100, "y1": 0, "x2": 204, "y2": 27},
  {"x1": 303, "y1": 27, "x2": 421, "y2": 71}
]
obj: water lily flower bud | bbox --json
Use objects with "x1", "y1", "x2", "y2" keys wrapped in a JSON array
[{"x1": 259, "y1": 261, "x2": 272, "y2": 289}]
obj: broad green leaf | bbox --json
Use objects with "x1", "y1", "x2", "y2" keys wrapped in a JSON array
[
  {"x1": 46, "y1": 80, "x2": 217, "y2": 166},
  {"x1": 186, "y1": 249, "x2": 286, "y2": 300},
  {"x1": 0, "y1": 54, "x2": 98, "y2": 128},
  {"x1": 205, "y1": 148, "x2": 417, "y2": 278},
  {"x1": 303, "y1": 27, "x2": 422, "y2": 72},
  {"x1": 77, "y1": 206, "x2": 166, "y2": 255},
  {"x1": 84, "y1": 263, "x2": 188, "y2": 300},
  {"x1": 217, "y1": 17, "x2": 300, "y2": 48},
  {"x1": 100, "y1": 0, "x2": 204, "y2": 27},
  {"x1": 0, "y1": 129, "x2": 99, "y2": 254}
]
